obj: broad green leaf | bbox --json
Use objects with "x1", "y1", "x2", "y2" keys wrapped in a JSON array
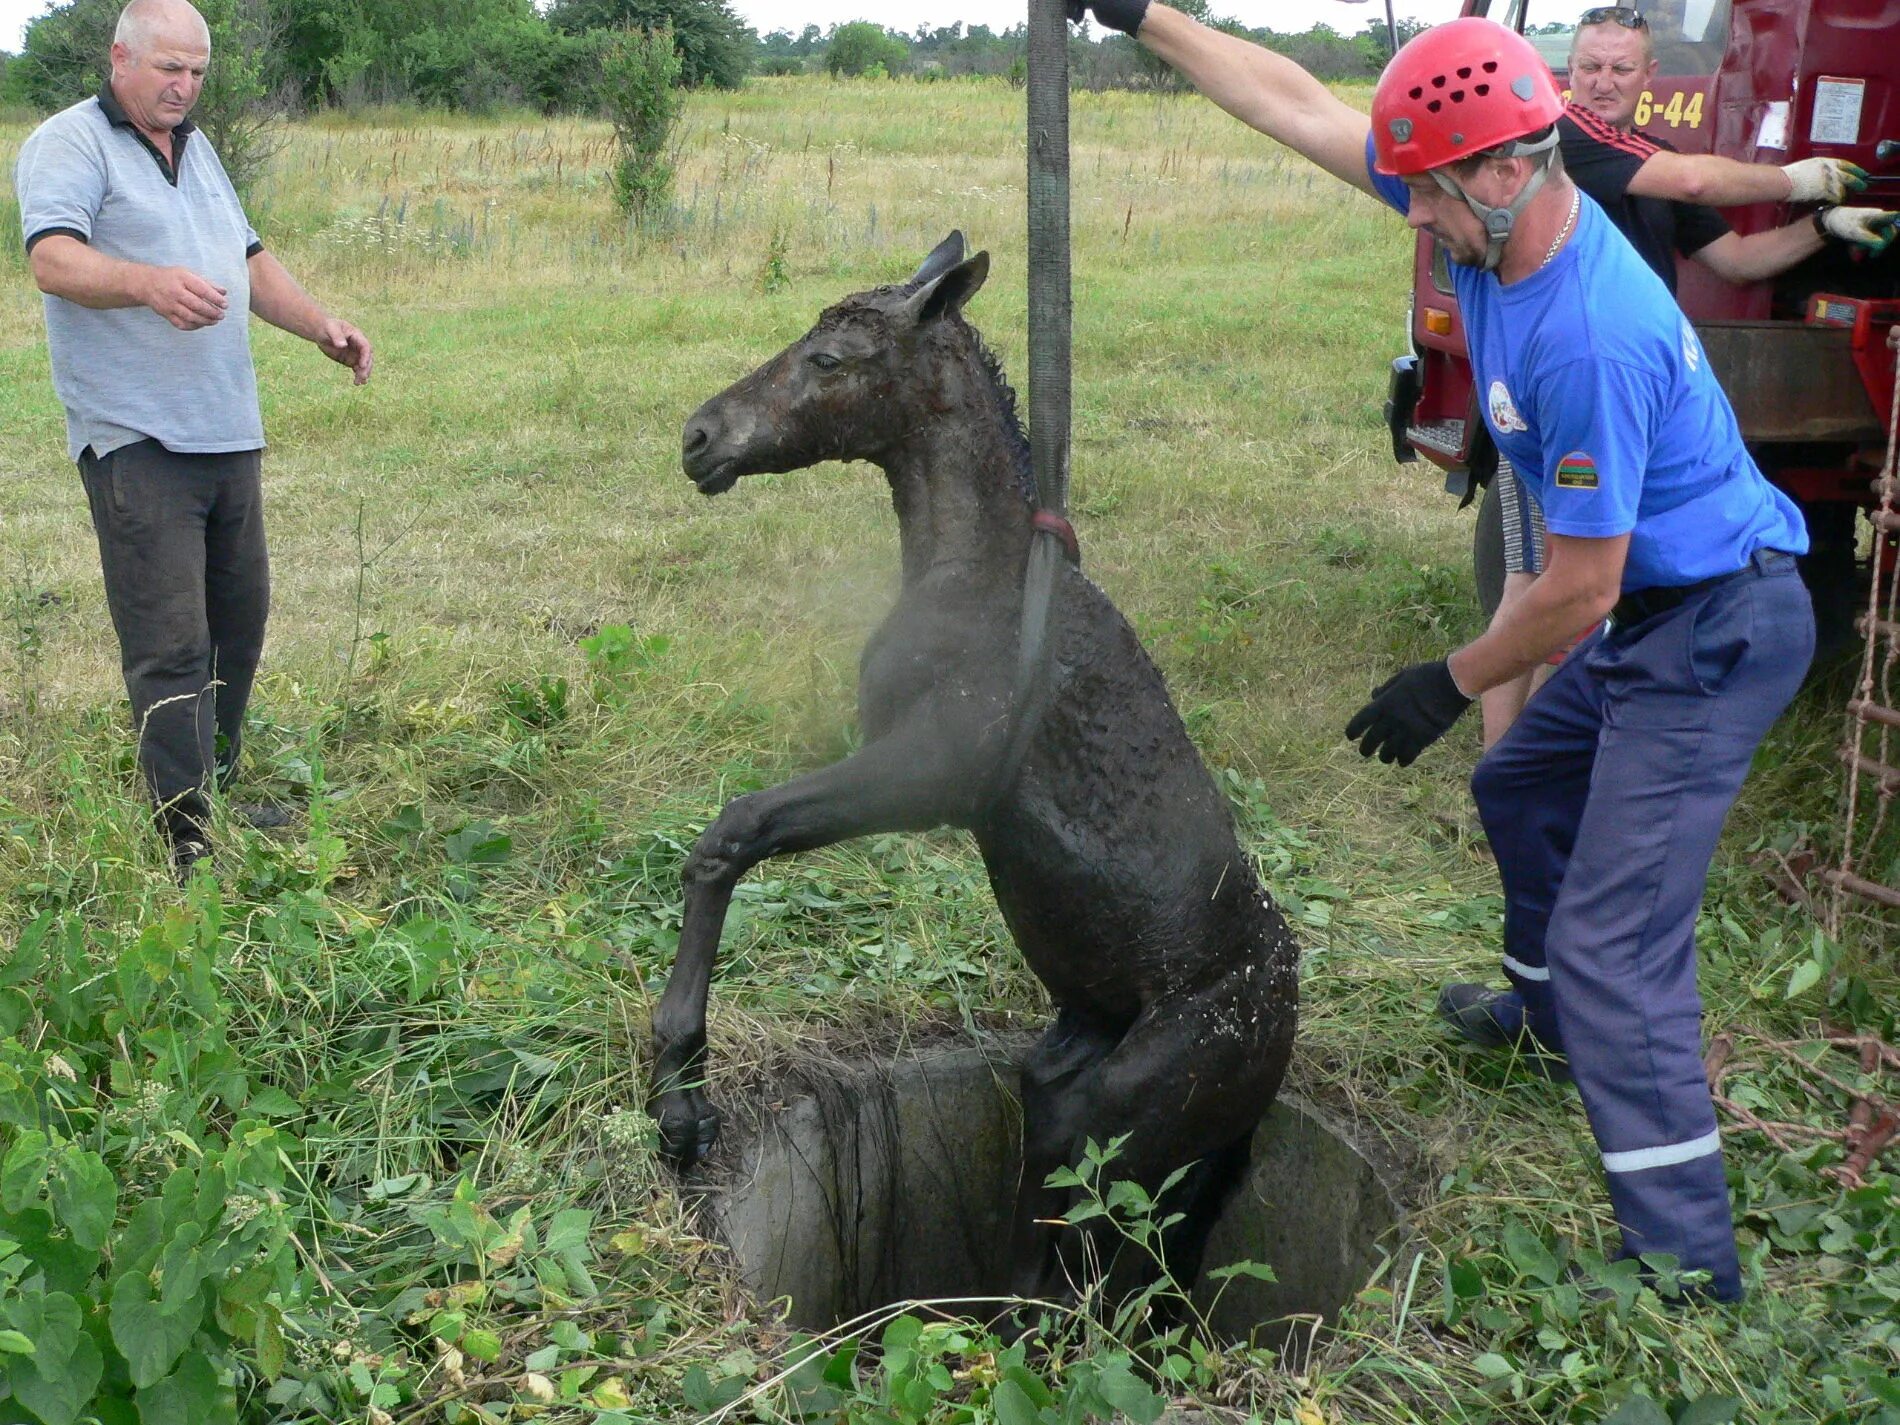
[
  {"x1": 11, "y1": 1332, "x2": 102, "y2": 1425},
  {"x1": 0, "y1": 1330, "x2": 32, "y2": 1354},
  {"x1": 0, "y1": 1208, "x2": 99, "y2": 1297},
  {"x1": 880, "y1": 1315, "x2": 923, "y2": 1354},
  {"x1": 254, "y1": 1310, "x2": 286, "y2": 1382},
  {"x1": 110, "y1": 1274, "x2": 203, "y2": 1389},
  {"x1": 460, "y1": 1328, "x2": 503, "y2": 1363},
  {"x1": 544, "y1": 1208, "x2": 592, "y2": 1256},
  {"x1": 445, "y1": 823, "x2": 512, "y2": 865},
  {"x1": 1601, "y1": 1399, "x2": 1671, "y2": 1425},
  {"x1": 1676, "y1": 1396, "x2": 1744, "y2": 1425},
  {"x1": 0, "y1": 913, "x2": 56, "y2": 987},
  {"x1": 1473, "y1": 1353, "x2": 1517, "y2": 1380},
  {"x1": 1093, "y1": 1362, "x2": 1164, "y2": 1424},
  {"x1": 1503, "y1": 1221, "x2": 1560, "y2": 1285},
  {"x1": 242, "y1": 1088, "x2": 300, "y2": 1119},
  {"x1": 113, "y1": 1200, "x2": 168, "y2": 1280},
  {"x1": 0, "y1": 1134, "x2": 50, "y2": 1214},
  {"x1": 135, "y1": 1352, "x2": 237, "y2": 1425},
  {"x1": 1207, "y1": 1259, "x2": 1278, "y2": 1283},
  {"x1": 1785, "y1": 958, "x2": 1824, "y2": 999},
  {"x1": 1001, "y1": 1364, "x2": 1052, "y2": 1408},
  {"x1": 9, "y1": 1291, "x2": 80, "y2": 1369},
  {"x1": 156, "y1": 1225, "x2": 207, "y2": 1312},
  {"x1": 991, "y1": 1378, "x2": 1043, "y2": 1425},
  {"x1": 49, "y1": 1151, "x2": 117, "y2": 1253}
]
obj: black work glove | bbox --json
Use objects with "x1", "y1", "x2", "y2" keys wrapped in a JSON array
[
  {"x1": 1066, "y1": 0, "x2": 1151, "y2": 36},
  {"x1": 1345, "y1": 660, "x2": 1472, "y2": 767}
]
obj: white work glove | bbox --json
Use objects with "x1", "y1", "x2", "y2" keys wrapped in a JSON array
[
  {"x1": 1783, "y1": 157, "x2": 1868, "y2": 203},
  {"x1": 1818, "y1": 206, "x2": 1900, "y2": 253}
]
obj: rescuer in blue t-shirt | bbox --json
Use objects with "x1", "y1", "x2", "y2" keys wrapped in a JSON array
[{"x1": 1065, "y1": 0, "x2": 1818, "y2": 1303}]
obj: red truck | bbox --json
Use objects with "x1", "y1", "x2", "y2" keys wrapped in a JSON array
[{"x1": 1385, "y1": 0, "x2": 1900, "y2": 651}]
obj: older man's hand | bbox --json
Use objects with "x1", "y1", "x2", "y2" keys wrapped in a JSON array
[
  {"x1": 316, "y1": 318, "x2": 373, "y2": 384},
  {"x1": 141, "y1": 265, "x2": 227, "y2": 331}
]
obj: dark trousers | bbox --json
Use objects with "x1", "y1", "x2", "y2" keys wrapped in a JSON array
[
  {"x1": 1470, "y1": 551, "x2": 1813, "y2": 1300},
  {"x1": 78, "y1": 440, "x2": 270, "y2": 840}
]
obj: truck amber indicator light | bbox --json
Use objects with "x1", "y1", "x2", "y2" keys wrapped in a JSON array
[{"x1": 1423, "y1": 307, "x2": 1454, "y2": 335}]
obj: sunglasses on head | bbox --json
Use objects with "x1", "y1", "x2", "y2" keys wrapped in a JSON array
[{"x1": 1579, "y1": 6, "x2": 1649, "y2": 27}]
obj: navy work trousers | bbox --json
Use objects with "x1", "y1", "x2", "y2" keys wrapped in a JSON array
[
  {"x1": 78, "y1": 440, "x2": 270, "y2": 842},
  {"x1": 1471, "y1": 550, "x2": 1813, "y2": 1300}
]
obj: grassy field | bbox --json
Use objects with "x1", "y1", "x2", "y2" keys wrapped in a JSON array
[{"x1": 0, "y1": 76, "x2": 1895, "y2": 1425}]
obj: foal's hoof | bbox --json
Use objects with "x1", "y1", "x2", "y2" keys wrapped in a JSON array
[{"x1": 656, "y1": 1098, "x2": 722, "y2": 1172}]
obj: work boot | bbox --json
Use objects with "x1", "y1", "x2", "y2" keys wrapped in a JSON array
[
  {"x1": 233, "y1": 802, "x2": 296, "y2": 830},
  {"x1": 169, "y1": 831, "x2": 211, "y2": 885},
  {"x1": 1436, "y1": 983, "x2": 1571, "y2": 1081},
  {"x1": 160, "y1": 805, "x2": 212, "y2": 885}
]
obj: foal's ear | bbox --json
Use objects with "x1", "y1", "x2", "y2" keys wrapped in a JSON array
[
  {"x1": 908, "y1": 230, "x2": 967, "y2": 288},
  {"x1": 907, "y1": 251, "x2": 990, "y2": 325}
]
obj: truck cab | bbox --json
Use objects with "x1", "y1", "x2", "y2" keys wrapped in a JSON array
[{"x1": 1386, "y1": 0, "x2": 1899, "y2": 640}]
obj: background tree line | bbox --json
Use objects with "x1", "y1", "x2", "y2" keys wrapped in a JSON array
[
  {"x1": 2, "y1": 0, "x2": 1425, "y2": 117},
  {"x1": 0, "y1": 0, "x2": 753, "y2": 114}
]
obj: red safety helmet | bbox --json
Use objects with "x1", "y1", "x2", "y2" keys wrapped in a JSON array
[{"x1": 1371, "y1": 17, "x2": 1564, "y2": 176}]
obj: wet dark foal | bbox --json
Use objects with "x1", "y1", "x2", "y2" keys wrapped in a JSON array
[{"x1": 652, "y1": 233, "x2": 1300, "y2": 1305}]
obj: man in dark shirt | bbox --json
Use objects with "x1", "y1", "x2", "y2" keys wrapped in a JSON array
[{"x1": 1558, "y1": 104, "x2": 1731, "y2": 293}]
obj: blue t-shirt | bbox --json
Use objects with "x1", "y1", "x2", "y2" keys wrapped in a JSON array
[{"x1": 1367, "y1": 139, "x2": 1807, "y2": 590}]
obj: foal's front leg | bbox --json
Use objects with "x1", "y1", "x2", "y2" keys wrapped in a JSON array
[{"x1": 649, "y1": 726, "x2": 972, "y2": 1169}]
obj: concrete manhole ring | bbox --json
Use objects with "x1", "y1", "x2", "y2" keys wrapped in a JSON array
[{"x1": 698, "y1": 1042, "x2": 1410, "y2": 1349}]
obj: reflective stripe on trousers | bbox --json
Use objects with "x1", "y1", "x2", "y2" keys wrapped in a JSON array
[{"x1": 1470, "y1": 554, "x2": 1812, "y2": 1300}]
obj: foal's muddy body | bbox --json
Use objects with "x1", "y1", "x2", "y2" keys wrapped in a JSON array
[{"x1": 652, "y1": 234, "x2": 1299, "y2": 1302}]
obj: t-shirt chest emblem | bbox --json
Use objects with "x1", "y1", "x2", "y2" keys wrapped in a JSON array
[
  {"x1": 1680, "y1": 317, "x2": 1702, "y2": 372},
  {"x1": 1487, "y1": 379, "x2": 1529, "y2": 434}
]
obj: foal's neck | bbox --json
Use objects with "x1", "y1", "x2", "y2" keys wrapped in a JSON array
[{"x1": 879, "y1": 355, "x2": 1033, "y2": 587}]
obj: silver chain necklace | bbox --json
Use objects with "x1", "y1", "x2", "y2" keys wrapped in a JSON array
[{"x1": 1543, "y1": 187, "x2": 1581, "y2": 268}]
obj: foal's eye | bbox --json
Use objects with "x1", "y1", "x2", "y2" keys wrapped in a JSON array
[{"x1": 807, "y1": 352, "x2": 842, "y2": 372}]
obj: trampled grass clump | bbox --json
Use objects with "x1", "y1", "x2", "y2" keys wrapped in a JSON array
[{"x1": 0, "y1": 76, "x2": 1894, "y2": 1424}]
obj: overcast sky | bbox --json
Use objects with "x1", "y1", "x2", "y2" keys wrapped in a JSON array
[{"x1": 0, "y1": 1, "x2": 1449, "y2": 55}]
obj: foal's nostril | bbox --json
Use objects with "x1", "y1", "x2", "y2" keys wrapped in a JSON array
[{"x1": 683, "y1": 424, "x2": 710, "y2": 456}]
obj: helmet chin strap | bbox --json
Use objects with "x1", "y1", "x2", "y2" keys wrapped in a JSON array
[{"x1": 1429, "y1": 129, "x2": 1561, "y2": 272}]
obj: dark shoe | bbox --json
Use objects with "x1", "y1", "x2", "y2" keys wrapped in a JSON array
[
  {"x1": 1564, "y1": 1253, "x2": 1739, "y2": 1308},
  {"x1": 1436, "y1": 983, "x2": 1572, "y2": 1081},
  {"x1": 170, "y1": 835, "x2": 211, "y2": 885},
  {"x1": 233, "y1": 802, "x2": 297, "y2": 830}
]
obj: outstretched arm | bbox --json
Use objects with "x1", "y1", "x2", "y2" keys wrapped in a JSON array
[
  {"x1": 1628, "y1": 150, "x2": 1866, "y2": 206},
  {"x1": 1110, "y1": 3, "x2": 1377, "y2": 194},
  {"x1": 1691, "y1": 222, "x2": 1822, "y2": 283},
  {"x1": 248, "y1": 249, "x2": 374, "y2": 383}
]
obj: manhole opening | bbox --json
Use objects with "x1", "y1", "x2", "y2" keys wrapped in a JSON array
[{"x1": 707, "y1": 1046, "x2": 1408, "y2": 1349}]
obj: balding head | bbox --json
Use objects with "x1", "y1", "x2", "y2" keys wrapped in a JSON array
[
  {"x1": 109, "y1": 0, "x2": 211, "y2": 139},
  {"x1": 114, "y1": 0, "x2": 211, "y2": 60}
]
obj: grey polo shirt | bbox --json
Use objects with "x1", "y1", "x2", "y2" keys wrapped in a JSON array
[{"x1": 15, "y1": 89, "x2": 266, "y2": 462}]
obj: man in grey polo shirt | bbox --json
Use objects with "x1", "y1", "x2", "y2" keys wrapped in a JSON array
[{"x1": 15, "y1": 0, "x2": 371, "y2": 877}]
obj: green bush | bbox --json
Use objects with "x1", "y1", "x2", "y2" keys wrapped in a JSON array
[
  {"x1": 597, "y1": 24, "x2": 683, "y2": 224},
  {"x1": 824, "y1": 22, "x2": 908, "y2": 79},
  {"x1": 546, "y1": 0, "x2": 752, "y2": 90}
]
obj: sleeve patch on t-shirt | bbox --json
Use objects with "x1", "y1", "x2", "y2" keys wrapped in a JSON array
[{"x1": 1555, "y1": 451, "x2": 1600, "y2": 489}]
